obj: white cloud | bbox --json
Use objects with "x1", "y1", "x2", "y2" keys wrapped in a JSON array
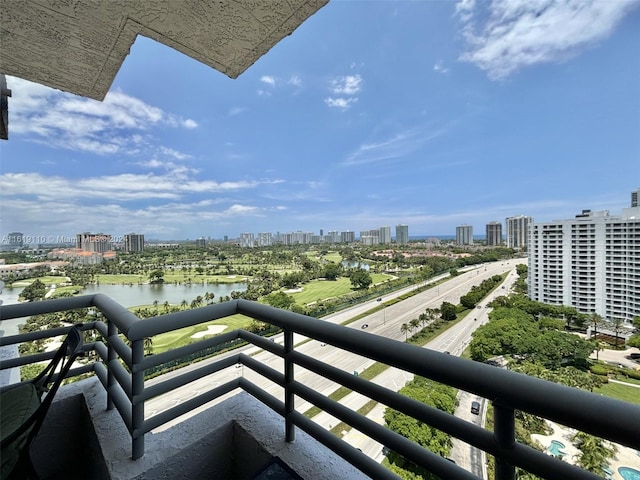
[
  {"x1": 257, "y1": 89, "x2": 272, "y2": 97},
  {"x1": 330, "y1": 75, "x2": 363, "y2": 95},
  {"x1": 0, "y1": 172, "x2": 284, "y2": 202},
  {"x1": 288, "y1": 75, "x2": 303, "y2": 88},
  {"x1": 343, "y1": 125, "x2": 448, "y2": 166},
  {"x1": 228, "y1": 107, "x2": 248, "y2": 116},
  {"x1": 158, "y1": 146, "x2": 192, "y2": 160},
  {"x1": 433, "y1": 60, "x2": 450, "y2": 74},
  {"x1": 7, "y1": 76, "x2": 198, "y2": 154},
  {"x1": 456, "y1": 0, "x2": 640, "y2": 80},
  {"x1": 260, "y1": 75, "x2": 276, "y2": 87},
  {"x1": 325, "y1": 97, "x2": 358, "y2": 110}
]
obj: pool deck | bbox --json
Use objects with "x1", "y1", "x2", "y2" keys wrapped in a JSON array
[{"x1": 532, "y1": 420, "x2": 640, "y2": 480}]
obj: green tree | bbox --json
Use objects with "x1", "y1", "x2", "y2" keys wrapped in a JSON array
[
  {"x1": 144, "y1": 336, "x2": 154, "y2": 356},
  {"x1": 632, "y1": 315, "x2": 640, "y2": 332},
  {"x1": 322, "y1": 262, "x2": 342, "y2": 280},
  {"x1": 440, "y1": 302, "x2": 457, "y2": 321},
  {"x1": 149, "y1": 269, "x2": 165, "y2": 284},
  {"x1": 265, "y1": 291, "x2": 296, "y2": 310},
  {"x1": 349, "y1": 269, "x2": 372, "y2": 290},
  {"x1": 19, "y1": 279, "x2": 47, "y2": 301}
]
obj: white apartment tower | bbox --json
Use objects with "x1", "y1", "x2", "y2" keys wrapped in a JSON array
[
  {"x1": 506, "y1": 215, "x2": 533, "y2": 249},
  {"x1": 379, "y1": 226, "x2": 391, "y2": 244},
  {"x1": 395, "y1": 225, "x2": 409, "y2": 245},
  {"x1": 456, "y1": 225, "x2": 473, "y2": 245},
  {"x1": 528, "y1": 199, "x2": 640, "y2": 323}
]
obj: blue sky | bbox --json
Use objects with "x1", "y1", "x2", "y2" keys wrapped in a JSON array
[{"x1": 2, "y1": 0, "x2": 639, "y2": 241}]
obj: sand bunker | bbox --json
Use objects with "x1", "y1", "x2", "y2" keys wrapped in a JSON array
[
  {"x1": 191, "y1": 325, "x2": 227, "y2": 338},
  {"x1": 283, "y1": 288, "x2": 303, "y2": 293}
]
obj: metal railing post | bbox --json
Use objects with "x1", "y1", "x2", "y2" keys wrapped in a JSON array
[
  {"x1": 493, "y1": 399, "x2": 515, "y2": 480},
  {"x1": 106, "y1": 321, "x2": 116, "y2": 410},
  {"x1": 131, "y1": 339, "x2": 145, "y2": 459},
  {"x1": 284, "y1": 329, "x2": 295, "y2": 442}
]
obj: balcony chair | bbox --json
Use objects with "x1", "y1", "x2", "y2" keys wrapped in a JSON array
[{"x1": 1, "y1": 325, "x2": 84, "y2": 480}]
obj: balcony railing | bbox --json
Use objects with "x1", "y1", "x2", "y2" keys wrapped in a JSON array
[{"x1": 1, "y1": 294, "x2": 639, "y2": 480}]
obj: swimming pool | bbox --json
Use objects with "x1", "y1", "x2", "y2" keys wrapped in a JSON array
[
  {"x1": 619, "y1": 466, "x2": 640, "y2": 480},
  {"x1": 548, "y1": 440, "x2": 565, "y2": 457}
]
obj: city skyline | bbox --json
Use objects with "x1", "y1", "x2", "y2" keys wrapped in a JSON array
[{"x1": 1, "y1": 2, "x2": 639, "y2": 239}]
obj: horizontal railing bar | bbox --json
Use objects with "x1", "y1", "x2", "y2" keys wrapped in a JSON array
[
  {"x1": 292, "y1": 379, "x2": 477, "y2": 480},
  {"x1": 238, "y1": 330, "x2": 283, "y2": 355},
  {"x1": 94, "y1": 320, "x2": 108, "y2": 339},
  {"x1": 104, "y1": 332, "x2": 132, "y2": 368},
  {"x1": 0, "y1": 325, "x2": 74, "y2": 347},
  {"x1": 140, "y1": 353, "x2": 241, "y2": 402},
  {"x1": 0, "y1": 349, "x2": 56, "y2": 370},
  {"x1": 289, "y1": 347, "x2": 598, "y2": 479},
  {"x1": 0, "y1": 295, "x2": 95, "y2": 320},
  {"x1": 92, "y1": 294, "x2": 140, "y2": 338},
  {"x1": 139, "y1": 378, "x2": 240, "y2": 436},
  {"x1": 291, "y1": 408, "x2": 419, "y2": 480},
  {"x1": 137, "y1": 329, "x2": 242, "y2": 372},
  {"x1": 241, "y1": 354, "x2": 286, "y2": 388},
  {"x1": 239, "y1": 378, "x2": 286, "y2": 417},
  {"x1": 107, "y1": 358, "x2": 132, "y2": 399},
  {"x1": 237, "y1": 300, "x2": 640, "y2": 449},
  {"x1": 127, "y1": 301, "x2": 240, "y2": 341}
]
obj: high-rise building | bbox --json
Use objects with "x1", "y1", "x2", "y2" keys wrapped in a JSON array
[
  {"x1": 456, "y1": 225, "x2": 473, "y2": 245},
  {"x1": 257, "y1": 232, "x2": 272, "y2": 247},
  {"x1": 528, "y1": 199, "x2": 640, "y2": 323},
  {"x1": 76, "y1": 232, "x2": 112, "y2": 253},
  {"x1": 485, "y1": 222, "x2": 502, "y2": 246},
  {"x1": 239, "y1": 233, "x2": 254, "y2": 248},
  {"x1": 195, "y1": 237, "x2": 206, "y2": 248},
  {"x1": 379, "y1": 226, "x2": 391, "y2": 244},
  {"x1": 395, "y1": 225, "x2": 408, "y2": 245},
  {"x1": 341, "y1": 231, "x2": 355, "y2": 243},
  {"x1": 631, "y1": 187, "x2": 639, "y2": 207},
  {"x1": 506, "y1": 215, "x2": 533, "y2": 249},
  {"x1": 124, "y1": 233, "x2": 145, "y2": 252}
]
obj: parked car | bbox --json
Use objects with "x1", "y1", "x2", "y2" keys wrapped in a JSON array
[{"x1": 471, "y1": 401, "x2": 480, "y2": 415}]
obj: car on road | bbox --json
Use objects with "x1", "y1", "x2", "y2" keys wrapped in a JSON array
[
  {"x1": 471, "y1": 401, "x2": 480, "y2": 415},
  {"x1": 444, "y1": 351, "x2": 450, "y2": 355},
  {"x1": 361, "y1": 323, "x2": 369, "y2": 329}
]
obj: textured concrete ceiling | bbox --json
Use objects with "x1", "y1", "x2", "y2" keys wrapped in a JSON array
[{"x1": 0, "y1": 0, "x2": 328, "y2": 100}]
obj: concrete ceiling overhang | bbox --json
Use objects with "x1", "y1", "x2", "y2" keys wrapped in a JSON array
[{"x1": 0, "y1": 0, "x2": 329, "y2": 101}]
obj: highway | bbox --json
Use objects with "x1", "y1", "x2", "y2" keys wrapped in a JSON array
[{"x1": 145, "y1": 259, "x2": 524, "y2": 477}]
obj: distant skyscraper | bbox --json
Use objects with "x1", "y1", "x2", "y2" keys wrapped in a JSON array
[
  {"x1": 485, "y1": 222, "x2": 502, "y2": 246},
  {"x1": 379, "y1": 226, "x2": 391, "y2": 244},
  {"x1": 632, "y1": 187, "x2": 639, "y2": 207},
  {"x1": 124, "y1": 233, "x2": 145, "y2": 252},
  {"x1": 195, "y1": 237, "x2": 206, "y2": 248},
  {"x1": 456, "y1": 225, "x2": 473, "y2": 245},
  {"x1": 506, "y1": 215, "x2": 533, "y2": 249},
  {"x1": 395, "y1": 224, "x2": 408, "y2": 244}
]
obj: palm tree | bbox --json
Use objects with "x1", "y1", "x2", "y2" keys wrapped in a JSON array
[
  {"x1": 572, "y1": 431, "x2": 617, "y2": 474},
  {"x1": 611, "y1": 318, "x2": 625, "y2": 348},
  {"x1": 590, "y1": 313, "x2": 602, "y2": 359},
  {"x1": 180, "y1": 299, "x2": 188, "y2": 310},
  {"x1": 163, "y1": 300, "x2": 170, "y2": 313},
  {"x1": 144, "y1": 336, "x2": 153, "y2": 356},
  {"x1": 152, "y1": 299, "x2": 159, "y2": 313},
  {"x1": 400, "y1": 323, "x2": 410, "y2": 342},
  {"x1": 409, "y1": 318, "x2": 420, "y2": 335}
]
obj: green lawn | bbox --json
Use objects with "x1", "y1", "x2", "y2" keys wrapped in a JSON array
[
  {"x1": 11, "y1": 276, "x2": 69, "y2": 287},
  {"x1": 49, "y1": 285, "x2": 84, "y2": 297},
  {"x1": 594, "y1": 381, "x2": 640, "y2": 405},
  {"x1": 288, "y1": 274, "x2": 392, "y2": 305},
  {"x1": 149, "y1": 314, "x2": 255, "y2": 353}
]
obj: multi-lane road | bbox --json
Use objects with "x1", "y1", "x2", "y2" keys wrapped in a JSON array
[{"x1": 146, "y1": 258, "x2": 524, "y2": 478}]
